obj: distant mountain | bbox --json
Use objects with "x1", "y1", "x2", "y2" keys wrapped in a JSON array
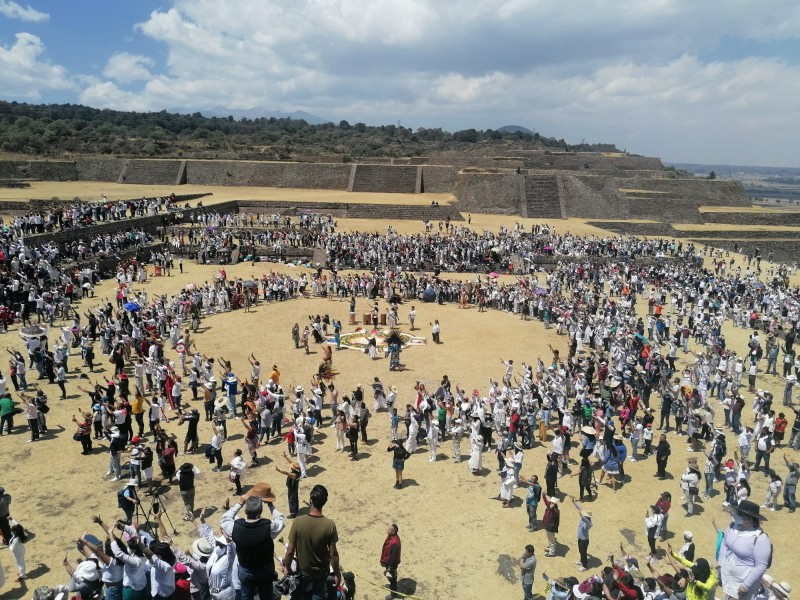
[
  {"x1": 168, "y1": 105, "x2": 328, "y2": 124},
  {"x1": 496, "y1": 125, "x2": 534, "y2": 135}
]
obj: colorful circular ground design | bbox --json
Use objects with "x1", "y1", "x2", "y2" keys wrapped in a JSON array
[{"x1": 327, "y1": 328, "x2": 426, "y2": 351}]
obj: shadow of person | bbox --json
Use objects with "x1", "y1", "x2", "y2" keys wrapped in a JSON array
[{"x1": 397, "y1": 578, "x2": 417, "y2": 595}]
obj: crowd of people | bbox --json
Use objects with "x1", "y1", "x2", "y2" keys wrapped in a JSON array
[
  {"x1": 0, "y1": 212, "x2": 799, "y2": 600},
  {"x1": 2, "y1": 195, "x2": 178, "y2": 237}
]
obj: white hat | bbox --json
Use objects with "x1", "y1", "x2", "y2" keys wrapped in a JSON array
[
  {"x1": 127, "y1": 478, "x2": 137, "y2": 486},
  {"x1": 191, "y1": 538, "x2": 212, "y2": 558},
  {"x1": 75, "y1": 560, "x2": 100, "y2": 582},
  {"x1": 683, "y1": 530, "x2": 693, "y2": 540},
  {"x1": 295, "y1": 386, "x2": 304, "y2": 393},
  {"x1": 787, "y1": 375, "x2": 797, "y2": 382},
  {"x1": 774, "y1": 582, "x2": 792, "y2": 598}
]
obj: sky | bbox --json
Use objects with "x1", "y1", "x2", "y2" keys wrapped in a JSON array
[{"x1": 0, "y1": 0, "x2": 799, "y2": 167}]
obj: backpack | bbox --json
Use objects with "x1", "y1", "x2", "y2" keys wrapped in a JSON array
[{"x1": 117, "y1": 488, "x2": 129, "y2": 509}]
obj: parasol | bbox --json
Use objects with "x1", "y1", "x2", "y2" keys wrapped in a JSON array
[
  {"x1": 634, "y1": 333, "x2": 651, "y2": 346},
  {"x1": 185, "y1": 283, "x2": 197, "y2": 291},
  {"x1": 123, "y1": 302, "x2": 140, "y2": 312},
  {"x1": 19, "y1": 325, "x2": 48, "y2": 340},
  {"x1": 243, "y1": 280, "x2": 259, "y2": 289},
  {"x1": 534, "y1": 287, "x2": 549, "y2": 296},
  {"x1": 489, "y1": 272, "x2": 499, "y2": 278}
]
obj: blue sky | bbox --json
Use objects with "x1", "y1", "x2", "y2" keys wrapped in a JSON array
[{"x1": 1, "y1": 0, "x2": 799, "y2": 167}]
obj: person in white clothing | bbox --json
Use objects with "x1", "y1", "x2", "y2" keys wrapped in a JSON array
[
  {"x1": 428, "y1": 420, "x2": 439, "y2": 461},
  {"x1": 229, "y1": 450, "x2": 246, "y2": 495},
  {"x1": 8, "y1": 523, "x2": 27, "y2": 582}
]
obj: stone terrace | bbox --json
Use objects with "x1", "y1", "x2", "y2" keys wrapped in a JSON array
[
  {"x1": 701, "y1": 211, "x2": 800, "y2": 226},
  {"x1": 350, "y1": 164, "x2": 418, "y2": 193}
]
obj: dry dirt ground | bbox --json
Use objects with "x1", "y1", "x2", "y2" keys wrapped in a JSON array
[{"x1": 0, "y1": 183, "x2": 797, "y2": 599}]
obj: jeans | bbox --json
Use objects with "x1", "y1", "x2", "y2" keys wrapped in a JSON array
[
  {"x1": 526, "y1": 503, "x2": 538, "y2": 529},
  {"x1": 237, "y1": 565, "x2": 275, "y2": 600},
  {"x1": 788, "y1": 429, "x2": 800, "y2": 450},
  {"x1": 732, "y1": 412, "x2": 741, "y2": 434},
  {"x1": 522, "y1": 582, "x2": 533, "y2": 600},
  {"x1": 293, "y1": 573, "x2": 329, "y2": 600},
  {"x1": 704, "y1": 472, "x2": 714, "y2": 495},
  {"x1": 577, "y1": 538, "x2": 589, "y2": 567},
  {"x1": 784, "y1": 485, "x2": 797, "y2": 510},
  {"x1": 105, "y1": 584, "x2": 123, "y2": 600},
  {"x1": 754, "y1": 450, "x2": 771, "y2": 474},
  {"x1": 109, "y1": 453, "x2": 121, "y2": 477}
]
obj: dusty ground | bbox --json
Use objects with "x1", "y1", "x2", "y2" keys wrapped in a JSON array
[{"x1": 0, "y1": 184, "x2": 797, "y2": 599}]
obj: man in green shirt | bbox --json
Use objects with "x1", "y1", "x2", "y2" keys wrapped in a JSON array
[
  {"x1": 0, "y1": 394, "x2": 16, "y2": 435},
  {"x1": 284, "y1": 485, "x2": 340, "y2": 599}
]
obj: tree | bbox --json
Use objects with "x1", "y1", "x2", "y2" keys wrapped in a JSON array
[{"x1": 708, "y1": 171, "x2": 716, "y2": 180}]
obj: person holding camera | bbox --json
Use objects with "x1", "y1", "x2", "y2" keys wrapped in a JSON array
[{"x1": 118, "y1": 478, "x2": 140, "y2": 524}]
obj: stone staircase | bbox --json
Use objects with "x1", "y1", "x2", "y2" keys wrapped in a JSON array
[
  {"x1": 523, "y1": 174, "x2": 563, "y2": 219},
  {"x1": 119, "y1": 159, "x2": 183, "y2": 185},
  {"x1": 351, "y1": 165, "x2": 418, "y2": 193}
]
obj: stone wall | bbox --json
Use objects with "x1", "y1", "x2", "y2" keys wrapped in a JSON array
[
  {"x1": 428, "y1": 156, "x2": 525, "y2": 169},
  {"x1": 701, "y1": 211, "x2": 800, "y2": 226},
  {"x1": 0, "y1": 160, "x2": 78, "y2": 181},
  {"x1": 421, "y1": 166, "x2": 458, "y2": 193},
  {"x1": 452, "y1": 173, "x2": 520, "y2": 215},
  {"x1": 184, "y1": 161, "x2": 351, "y2": 189},
  {"x1": 185, "y1": 161, "x2": 288, "y2": 186},
  {"x1": 524, "y1": 154, "x2": 663, "y2": 171},
  {"x1": 350, "y1": 164, "x2": 418, "y2": 193},
  {"x1": 559, "y1": 174, "x2": 623, "y2": 219},
  {"x1": 76, "y1": 157, "x2": 127, "y2": 182},
  {"x1": 614, "y1": 177, "x2": 749, "y2": 207},
  {"x1": 280, "y1": 163, "x2": 351, "y2": 189},
  {"x1": 120, "y1": 159, "x2": 183, "y2": 185}
]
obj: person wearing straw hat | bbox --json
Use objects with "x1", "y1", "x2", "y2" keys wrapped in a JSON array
[
  {"x1": 718, "y1": 500, "x2": 772, "y2": 600},
  {"x1": 682, "y1": 457, "x2": 701, "y2": 517},
  {"x1": 773, "y1": 581, "x2": 792, "y2": 600},
  {"x1": 569, "y1": 496, "x2": 592, "y2": 571}
]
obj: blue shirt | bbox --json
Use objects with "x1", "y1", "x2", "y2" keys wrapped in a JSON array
[{"x1": 577, "y1": 515, "x2": 592, "y2": 540}]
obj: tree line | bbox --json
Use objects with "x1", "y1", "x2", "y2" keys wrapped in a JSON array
[{"x1": 0, "y1": 100, "x2": 619, "y2": 159}]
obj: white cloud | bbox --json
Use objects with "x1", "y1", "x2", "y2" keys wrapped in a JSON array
[
  {"x1": 103, "y1": 52, "x2": 153, "y2": 84},
  {"x1": 0, "y1": 32, "x2": 74, "y2": 98},
  {"x1": 0, "y1": 0, "x2": 795, "y2": 164},
  {"x1": 0, "y1": 0, "x2": 48, "y2": 22}
]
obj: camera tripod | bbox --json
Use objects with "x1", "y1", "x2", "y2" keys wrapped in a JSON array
[{"x1": 136, "y1": 489, "x2": 178, "y2": 537}]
